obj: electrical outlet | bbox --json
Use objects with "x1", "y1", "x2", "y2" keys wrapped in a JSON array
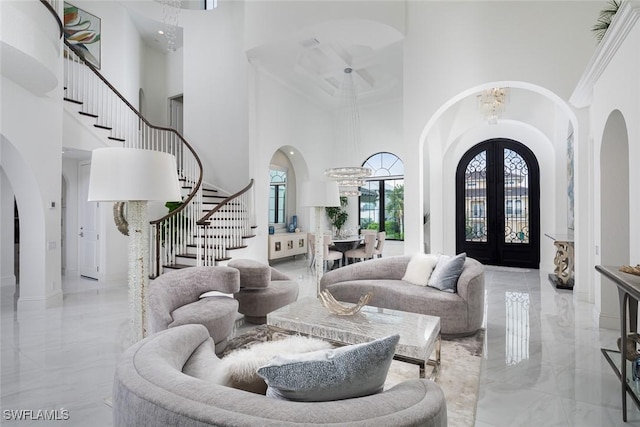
[{"x1": 595, "y1": 245, "x2": 599, "y2": 255}]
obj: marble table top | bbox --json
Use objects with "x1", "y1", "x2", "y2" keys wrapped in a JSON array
[{"x1": 267, "y1": 297, "x2": 440, "y2": 362}]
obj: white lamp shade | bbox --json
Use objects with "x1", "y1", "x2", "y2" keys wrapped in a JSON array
[
  {"x1": 300, "y1": 180, "x2": 340, "y2": 207},
  {"x1": 88, "y1": 147, "x2": 182, "y2": 202}
]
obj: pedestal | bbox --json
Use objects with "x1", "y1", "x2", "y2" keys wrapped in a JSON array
[{"x1": 545, "y1": 232, "x2": 574, "y2": 290}]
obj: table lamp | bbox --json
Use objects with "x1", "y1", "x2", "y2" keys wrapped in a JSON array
[
  {"x1": 88, "y1": 147, "x2": 182, "y2": 343},
  {"x1": 300, "y1": 180, "x2": 340, "y2": 296}
]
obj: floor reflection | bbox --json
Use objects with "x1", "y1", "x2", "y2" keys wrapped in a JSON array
[{"x1": 505, "y1": 291, "x2": 530, "y2": 366}]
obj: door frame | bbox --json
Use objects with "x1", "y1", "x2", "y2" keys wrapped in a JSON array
[{"x1": 78, "y1": 161, "x2": 100, "y2": 279}]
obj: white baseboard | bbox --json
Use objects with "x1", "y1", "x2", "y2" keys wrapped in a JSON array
[
  {"x1": 16, "y1": 289, "x2": 63, "y2": 312},
  {"x1": 597, "y1": 311, "x2": 619, "y2": 331}
]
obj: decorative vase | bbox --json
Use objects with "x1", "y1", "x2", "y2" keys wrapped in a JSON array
[
  {"x1": 268, "y1": 226, "x2": 275, "y2": 235},
  {"x1": 292, "y1": 215, "x2": 298, "y2": 229}
]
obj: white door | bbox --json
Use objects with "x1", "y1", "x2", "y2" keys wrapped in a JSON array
[{"x1": 78, "y1": 162, "x2": 99, "y2": 279}]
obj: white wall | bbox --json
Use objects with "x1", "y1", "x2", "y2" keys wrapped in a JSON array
[
  {"x1": 71, "y1": 1, "x2": 143, "y2": 105},
  {"x1": 166, "y1": 48, "x2": 183, "y2": 99},
  {"x1": 404, "y1": 1, "x2": 602, "y2": 256},
  {"x1": 586, "y1": 21, "x2": 640, "y2": 328},
  {"x1": 0, "y1": 0, "x2": 65, "y2": 312},
  {"x1": 181, "y1": 2, "x2": 249, "y2": 193},
  {"x1": 249, "y1": 67, "x2": 331, "y2": 261},
  {"x1": 141, "y1": 46, "x2": 168, "y2": 126}
]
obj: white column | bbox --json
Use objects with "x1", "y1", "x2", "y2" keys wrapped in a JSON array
[{"x1": 1, "y1": 170, "x2": 16, "y2": 288}]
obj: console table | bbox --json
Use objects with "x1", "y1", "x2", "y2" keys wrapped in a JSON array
[
  {"x1": 268, "y1": 233, "x2": 307, "y2": 261},
  {"x1": 595, "y1": 265, "x2": 640, "y2": 422},
  {"x1": 545, "y1": 232, "x2": 574, "y2": 290}
]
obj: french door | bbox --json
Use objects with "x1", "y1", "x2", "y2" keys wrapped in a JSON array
[{"x1": 455, "y1": 139, "x2": 540, "y2": 268}]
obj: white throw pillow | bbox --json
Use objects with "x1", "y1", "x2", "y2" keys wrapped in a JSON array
[
  {"x1": 218, "y1": 336, "x2": 333, "y2": 394},
  {"x1": 257, "y1": 334, "x2": 399, "y2": 402},
  {"x1": 402, "y1": 253, "x2": 440, "y2": 286}
]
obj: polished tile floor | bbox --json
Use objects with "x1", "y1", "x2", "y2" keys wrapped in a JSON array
[{"x1": 2, "y1": 244, "x2": 640, "y2": 426}]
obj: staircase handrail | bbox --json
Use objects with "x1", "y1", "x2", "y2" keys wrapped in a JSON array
[
  {"x1": 39, "y1": 0, "x2": 63, "y2": 39},
  {"x1": 63, "y1": 39, "x2": 204, "y2": 221},
  {"x1": 197, "y1": 179, "x2": 254, "y2": 225}
]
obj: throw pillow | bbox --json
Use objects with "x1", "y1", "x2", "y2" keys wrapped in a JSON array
[
  {"x1": 402, "y1": 253, "x2": 440, "y2": 286},
  {"x1": 428, "y1": 252, "x2": 466, "y2": 293},
  {"x1": 219, "y1": 336, "x2": 333, "y2": 394},
  {"x1": 257, "y1": 334, "x2": 399, "y2": 402}
]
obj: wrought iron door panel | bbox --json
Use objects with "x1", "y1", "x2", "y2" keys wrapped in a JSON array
[{"x1": 456, "y1": 139, "x2": 540, "y2": 268}]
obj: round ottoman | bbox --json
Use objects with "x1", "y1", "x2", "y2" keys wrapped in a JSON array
[
  {"x1": 233, "y1": 280, "x2": 299, "y2": 324},
  {"x1": 228, "y1": 259, "x2": 299, "y2": 324}
]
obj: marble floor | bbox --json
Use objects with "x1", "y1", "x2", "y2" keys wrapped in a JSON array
[{"x1": 2, "y1": 243, "x2": 640, "y2": 426}]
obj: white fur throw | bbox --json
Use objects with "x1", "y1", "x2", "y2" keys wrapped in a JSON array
[{"x1": 219, "y1": 335, "x2": 333, "y2": 394}]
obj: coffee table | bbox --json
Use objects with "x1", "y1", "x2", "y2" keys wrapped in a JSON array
[{"x1": 266, "y1": 296, "x2": 441, "y2": 379}]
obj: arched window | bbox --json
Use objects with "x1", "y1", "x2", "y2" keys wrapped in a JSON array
[
  {"x1": 360, "y1": 153, "x2": 404, "y2": 240},
  {"x1": 269, "y1": 168, "x2": 287, "y2": 224}
]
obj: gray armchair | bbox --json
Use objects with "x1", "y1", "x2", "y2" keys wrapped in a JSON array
[{"x1": 148, "y1": 266, "x2": 240, "y2": 353}]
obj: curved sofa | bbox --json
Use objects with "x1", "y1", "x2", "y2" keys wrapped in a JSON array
[
  {"x1": 113, "y1": 324, "x2": 448, "y2": 427},
  {"x1": 320, "y1": 255, "x2": 485, "y2": 337}
]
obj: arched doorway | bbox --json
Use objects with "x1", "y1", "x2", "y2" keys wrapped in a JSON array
[
  {"x1": 456, "y1": 138, "x2": 540, "y2": 268},
  {"x1": 597, "y1": 110, "x2": 629, "y2": 326}
]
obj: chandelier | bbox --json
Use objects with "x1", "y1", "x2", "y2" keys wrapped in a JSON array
[
  {"x1": 478, "y1": 87, "x2": 509, "y2": 125},
  {"x1": 159, "y1": 0, "x2": 182, "y2": 52},
  {"x1": 324, "y1": 68, "x2": 372, "y2": 196}
]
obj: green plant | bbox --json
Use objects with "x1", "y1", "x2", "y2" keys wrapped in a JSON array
[
  {"x1": 326, "y1": 196, "x2": 349, "y2": 233},
  {"x1": 592, "y1": 0, "x2": 621, "y2": 42}
]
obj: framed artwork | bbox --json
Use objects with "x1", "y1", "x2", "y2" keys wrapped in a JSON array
[
  {"x1": 566, "y1": 127, "x2": 575, "y2": 230},
  {"x1": 64, "y1": 2, "x2": 101, "y2": 69}
]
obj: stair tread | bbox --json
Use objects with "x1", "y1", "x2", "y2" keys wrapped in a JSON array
[
  {"x1": 78, "y1": 111, "x2": 98, "y2": 118},
  {"x1": 108, "y1": 136, "x2": 125, "y2": 142},
  {"x1": 94, "y1": 124, "x2": 112, "y2": 130},
  {"x1": 63, "y1": 97, "x2": 83, "y2": 105},
  {"x1": 185, "y1": 245, "x2": 248, "y2": 250}
]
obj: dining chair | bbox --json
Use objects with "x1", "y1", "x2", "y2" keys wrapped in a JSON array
[
  {"x1": 372, "y1": 231, "x2": 386, "y2": 259},
  {"x1": 323, "y1": 234, "x2": 344, "y2": 270},
  {"x1": 308, "y1": 233, "x2": 343, "y2": 271},
  {"x1": 345, "y1": 233, "x2": 377, "y2": 265}
]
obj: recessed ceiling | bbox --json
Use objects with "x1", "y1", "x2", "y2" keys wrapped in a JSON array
[{"x1": 247, "y1": 20, "x2": 405, "y2": 108}]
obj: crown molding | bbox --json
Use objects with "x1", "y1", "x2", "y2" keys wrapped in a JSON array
[{"x1": 570, "y1": 0, "x2": 640, "y2": 108}]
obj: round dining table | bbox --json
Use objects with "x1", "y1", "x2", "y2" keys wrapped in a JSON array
[{"x1": 329, "y1": 235, "x2": 363, "y2": 267}]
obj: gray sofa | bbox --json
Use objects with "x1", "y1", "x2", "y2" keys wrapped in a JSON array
[
  {"x1": 113, "y1": 324, "x2": 448, "y2": 427},
  {"x1": 320, "y1": 255, "x2": 484, "y2": 337}
]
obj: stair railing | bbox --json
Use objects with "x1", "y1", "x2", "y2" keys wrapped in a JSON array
[
  {"x1": 197, "y1": 179, "x2": 255, "y2": 266},
  {"x1": 63, "y1": 41, "x2": 203, "y2": 278}
]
